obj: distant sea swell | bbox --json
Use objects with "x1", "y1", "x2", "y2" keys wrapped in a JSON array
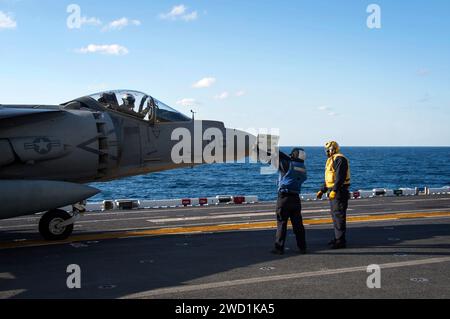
[{"x1": 90, "y1": 147, "x2": 450, "y2": 202}]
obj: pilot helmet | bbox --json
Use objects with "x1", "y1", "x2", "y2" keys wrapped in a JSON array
[{"x1": 122, "y1": 93, "x2": 136, "y2": 108}]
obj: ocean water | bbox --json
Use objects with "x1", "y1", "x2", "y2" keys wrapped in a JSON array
[{"x1": 90, "y1": 147, "x2": 450, "y2": 202}]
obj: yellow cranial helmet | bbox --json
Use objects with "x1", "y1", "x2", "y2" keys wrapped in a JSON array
[{"x1": 325, "y1": 141, "x2": 340, "y2": 156}]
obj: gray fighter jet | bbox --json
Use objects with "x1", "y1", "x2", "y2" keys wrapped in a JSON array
[{"x1": 0, "y1": 90, "x2": 267, "y2": 240}]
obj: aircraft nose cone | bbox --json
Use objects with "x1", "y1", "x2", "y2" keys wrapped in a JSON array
[
  {"x1": 54, "y1": 182, "x2": 100, "y2": 200},
  {"x1": 80, "y1": 184, "x2": 101, "y2": 199}
]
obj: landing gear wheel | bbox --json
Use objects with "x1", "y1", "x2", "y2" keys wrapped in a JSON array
[{"x1": 39, "y1": 209, "x2": 74, "y2": 241}]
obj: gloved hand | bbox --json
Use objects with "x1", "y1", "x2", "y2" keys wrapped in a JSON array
[
  {"x1": 328, "y1": 191, "x2": 336, "y2": 200},
  {"x1": 316, "y1": 191, "x2": 324, "y2": 200}
]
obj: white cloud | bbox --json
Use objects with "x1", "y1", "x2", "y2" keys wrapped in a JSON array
[
  {"x1": 214, "y1": 92, "x2": 229, "y2": 100},
  {"x1": 77, "y1": 44, "x2": 129, "y2": 56},
  {"x1": 318, "y1": 105, "x2": 339, "y2": 116},
  {"x1": 160, "y1": 4, "x2": 198, "y2": 22},
  {"x1": 176, "y1": 98, "x2": 199, "y2": 107},
  {"x1": 181, "y1": 11, "x2": 198, "y2": 22},
  {"x1": 192, "y1": 77, "x2": 216, "y2": 89},
  {"x1": 80, "y1": 16, "x2": 102, "y2": 27},
  {"x1": 213, "y1": 90, "x2": 246, "y2": 100},
  {"x1": 0, "y1": 11, "x2": 17, "y2": 30},
  {"x1": 317, "y1": 105, "x2": 330, "y2": 111},
  {"x1": 160, "y1": 4, "x2": 186, "y2": 19},
  {"x1": 102, "y1": 17, "x2": 141, "y2": 31}
]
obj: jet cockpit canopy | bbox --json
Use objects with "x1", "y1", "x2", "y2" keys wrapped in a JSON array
[{"x1": 73, "y1": 90, "x2": 191, "y2": 123}]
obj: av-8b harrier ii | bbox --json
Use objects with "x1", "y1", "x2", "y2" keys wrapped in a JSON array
[{"x1": 0, "y1": 90, "x2": 272, "y2": 240}]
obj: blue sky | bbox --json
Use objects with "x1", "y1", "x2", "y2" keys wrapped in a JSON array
[{"x1": 0, "y1": 0, "x2": 449, "y2": 146}]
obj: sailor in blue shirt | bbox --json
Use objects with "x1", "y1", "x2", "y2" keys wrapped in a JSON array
[{"x1": 272, "y1": 147, "x2": 308, "y2": 255}]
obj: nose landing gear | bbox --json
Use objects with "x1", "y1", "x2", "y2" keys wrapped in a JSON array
[{"x1": 38, "y1": 203, "x2": 85, "y2": 241}]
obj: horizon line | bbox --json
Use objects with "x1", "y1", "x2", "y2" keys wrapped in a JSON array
[{"x1": 280, "y1": 145, "x2": 450, "y2": 148}]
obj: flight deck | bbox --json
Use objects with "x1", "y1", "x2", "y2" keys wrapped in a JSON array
[{"x1": 0, "y1": 194, "x2": 449, "y2": 299}]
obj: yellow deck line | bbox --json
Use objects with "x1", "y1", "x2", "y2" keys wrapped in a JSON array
[{"x1": 1, "y1": 211, "x2": 450, "y2": 250}]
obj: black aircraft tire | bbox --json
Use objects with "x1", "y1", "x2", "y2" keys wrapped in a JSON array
[{"x1": 39, "y1": 209, "x2": 74, "y2": 241}]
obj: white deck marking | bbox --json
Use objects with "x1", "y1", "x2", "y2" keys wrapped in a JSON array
[
  {"x1": 121, "y1": 256, "x2": 450, "y2": 299},
  {"x1": 145, "y1": 209, "x2": 330, "y2": 223},
  {"x1": 0, "y1": 289, "x2": 27, "y2": 299},
  {"x1": 1, "y1": 207, "x2": 449, "y2": 231}
]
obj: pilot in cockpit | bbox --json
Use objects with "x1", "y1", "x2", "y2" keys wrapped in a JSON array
[
  {"x1": 120, "y1": 93, "x2": 136, "y2": 111},
  {"x1": 116, "y1": 93, "x2": 144, "y2": 118}
]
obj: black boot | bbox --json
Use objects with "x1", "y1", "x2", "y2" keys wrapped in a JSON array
[
  {"x1": 270, "y1": 248, "x2": 284, "y2": 255},
  {"x1": 330, "y1": 241, "x2": 346, "y2": 249},
  {"x1": 271, "y1": 244, "x2": 284, "y2": 255}
]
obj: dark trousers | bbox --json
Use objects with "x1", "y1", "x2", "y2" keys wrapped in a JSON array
[
  {"x1": 275, "y1": 193, "x2": 306, "y2": 250},
  {"x1": 329, "y1": 189, "x2": 350, "y2": 243}
]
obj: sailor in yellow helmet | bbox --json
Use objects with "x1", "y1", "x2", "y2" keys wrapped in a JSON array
[{"x1": 317, "y1": 141, "x2": 351, "y2": 249}]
